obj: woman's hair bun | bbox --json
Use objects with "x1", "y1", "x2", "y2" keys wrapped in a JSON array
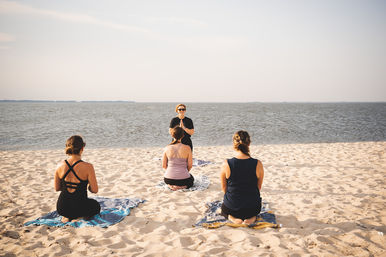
[{"x1": 65, "y1": 135, "x2": 85, "y2": 155}]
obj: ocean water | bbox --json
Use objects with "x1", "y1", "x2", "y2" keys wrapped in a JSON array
[{"x1": 0, "y1": 102, "x2": 385, "y2": 150}]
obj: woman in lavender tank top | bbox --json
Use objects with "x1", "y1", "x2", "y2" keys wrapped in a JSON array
[{"x1": 162, "y1": 127, "x2": 194, "y2": 191}]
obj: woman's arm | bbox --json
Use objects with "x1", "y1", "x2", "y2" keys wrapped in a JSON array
[
  {"x1": 187, "y1": 148, "x2": 193, "y2": 171},
  {"x1": 256, "y1": 160, "x2": 264, "y2": 191},
  {"x1": 220, "y1": 160, "x2": 230, "y2": 194},
  {"x1": 180, "y1": 120, "x2": 195, "y2": 136},
  {"x1": 162, "y1": 150, "x2": 168, "y2": 170},
  {"x1": 54, "y1": 167, "x2": 61, "y2": 192},
  {"x1": 169, "y1": 117, "x2": 179, "y2": 134},
  {"x1": 184, "y1": 128, "x2": 195, "y2": 136},
  {"x1": 87, "y1": 164, "x2": 99, "y2": 193}
]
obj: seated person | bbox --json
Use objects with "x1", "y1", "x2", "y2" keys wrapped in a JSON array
[
  {"x1": 220, "y1": 130, "x2": 264, "y2": 225},
  {"x1": 54, "y1": 135, "x2": 101, "y2": 223},
  {"x1": 162, "y1": 127, "x2": 194, "y2": 190}
]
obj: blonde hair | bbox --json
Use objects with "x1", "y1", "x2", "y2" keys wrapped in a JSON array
[
  {"x1": 65, "y1": 135, "x2": 85, "y2": 155},
  {"x1": 175, "y1": 104, "x2": 186, "y2": 113},
  {"x1": 233, "y1": 130, "x2": 251, "y2": 156}
]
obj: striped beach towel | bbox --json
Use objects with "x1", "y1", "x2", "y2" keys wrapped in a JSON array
[{"x1": 24, "y1": 196, "x2": 145, "y2": 228}]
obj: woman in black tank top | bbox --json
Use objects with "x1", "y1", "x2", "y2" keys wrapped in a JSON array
[
  {"x1": 220, "y1": 131, "x2": 264, "y2": 225},
  {"x1": 169, "y1": 104, "x2": 195, "y2": 151},
  {"x1": 54, "y1": 135, "x2": 100, "y2": 223}
]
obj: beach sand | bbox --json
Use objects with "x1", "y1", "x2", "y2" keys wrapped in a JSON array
[{"x1": 0, "y1": 142, "x2": 385, "y2": 256}]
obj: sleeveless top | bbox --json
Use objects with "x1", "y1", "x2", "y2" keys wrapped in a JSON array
[
  {"x1": 223, "y1": 157, "x2": 260, "y2": 210},
  {"x1": 60, "y1": 160, "x2": 89, "y2": 200},
  {"x1": 164, "y1": 144, "x2": 190, "y2": 180}
]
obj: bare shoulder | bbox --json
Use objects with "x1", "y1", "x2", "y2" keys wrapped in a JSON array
[
  {"x1": 181, "y1": 144, "x2": 191, "y2": 152},
  {"x1": 55, "y1": 160, "x2": 67, "y2": 178},
  {"x1": 163, "y1": 145, "x2": 171, "y2": 155},
  {"x1": 56, "y1": 160, "x2": 71, "y2": 173},
  {"x1": 256, "y1": 159, "x2": 264, "y2": 177},
  {"x1": 81, "y1": 161, "x2": 93, "y2": 169},
  {"x1": 183, "y1": 145, "x2": 193, "y2": 157},
  {"x1": 56, "y1": 160, "x2": 66, "y2": 169}
]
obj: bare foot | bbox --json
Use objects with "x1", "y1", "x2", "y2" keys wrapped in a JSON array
[
  {"x1": 168, "y1": 185, "x2": 187, "y2": 191},
  {"x1": 168, "y1": 185, "x2": 178, "y2": 191},
  {"x1": 243, "y1": 216, "x2": 256, "y2": 225},
  {"x1": 228, "y1": 215, "x2": 243, "y2": 224},
  {"x1": 61, "y1": 217, "x2": 70, "y2": 223}
]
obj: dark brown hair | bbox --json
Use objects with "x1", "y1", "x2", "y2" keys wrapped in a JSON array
[
  {"x1": 233, "y1": 130, "x2": 251, "y2": 156},
  {"x1": 65, "y1": 135, "x2": 85, "y2": 155},
  {"x1": 170, "y1": 126, "x2": 184, "y2": 145}
]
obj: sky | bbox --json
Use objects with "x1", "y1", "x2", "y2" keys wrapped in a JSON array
[{"x1": 0, "y1": 0, "x2": 385, "y2": 102}]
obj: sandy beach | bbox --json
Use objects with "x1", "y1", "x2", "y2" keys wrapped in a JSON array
[{"x1": 0, "y1": 141, "x2": 385, "y2": 256}]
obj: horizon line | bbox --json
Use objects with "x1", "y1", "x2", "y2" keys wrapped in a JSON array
[{"x1": 1, "y1": 99, "x2": 385, "y2": 104}]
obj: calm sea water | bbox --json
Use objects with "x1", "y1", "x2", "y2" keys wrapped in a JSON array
[{"x1": 0, "y1": 102, "x2": 385, "y2": 150}]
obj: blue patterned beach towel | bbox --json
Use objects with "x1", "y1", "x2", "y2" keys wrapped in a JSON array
[
  {"x1": 156, "y1": 175, "x2": 210, "y2": 191},
  {"x1": 24, "y1": 196, "x2": 145, "y2": 228},
  {"x1": 195, "y1": 200, "x2": 280, "y2": 229}
]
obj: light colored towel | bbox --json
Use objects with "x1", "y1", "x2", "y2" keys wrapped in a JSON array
[
  {"x1": 153, "y1": 158, "x2": 213, "y2": 167},
  {"x1": 195, "y1": 200, "x2": 280, "y2": 229},
  {"x1": 192, "y1": 158, "x2": 213, "y2": 167},
  {"x1": 156, "y1": 175, "x2": 210, "y2": 191},
  {"x1": 24, "y1": 196, "x2": 145, "y2": 228}
]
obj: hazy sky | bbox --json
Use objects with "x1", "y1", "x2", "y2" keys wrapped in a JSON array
[{"x1": 0, "y1": 0, "x2": 385, "y2": 102}]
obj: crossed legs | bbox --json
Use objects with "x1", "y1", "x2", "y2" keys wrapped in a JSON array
[
  {"x1": 164, "y1": 175, "x2": 194, "y2": 191},
  {"x1": 168, "y1": 185, "x2": 187, "y2": 191}
]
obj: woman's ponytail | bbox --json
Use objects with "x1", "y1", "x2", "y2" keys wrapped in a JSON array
[{"x1": 233, "y1": 130, "x2": 251, "y2": 156}]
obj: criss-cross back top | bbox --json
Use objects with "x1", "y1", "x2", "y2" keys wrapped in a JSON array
[{"x1": 60, "y1": 160, "x2": 88, "y2": 199}]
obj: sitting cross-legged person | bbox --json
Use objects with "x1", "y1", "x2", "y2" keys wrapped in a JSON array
[
  {"x1": 54, "y1": 135, "x2": 101, "y2": 223},
  {"x1": 220, "y1": 130, "x2": 264, "y2": 225},
  {"x1": 162, "y1": 127, "x2": 194, "y2": 191}
]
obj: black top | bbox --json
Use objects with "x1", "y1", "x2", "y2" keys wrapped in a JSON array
[
  {"x1": 223, "y1": 157, "x2": 260, "y2": 211},
  {"x1": 60, "y1": 160, "x2": 88, "y2": 200},
  {"x1": 169, "y1": 116, "x2": 194, "y2": 146}
]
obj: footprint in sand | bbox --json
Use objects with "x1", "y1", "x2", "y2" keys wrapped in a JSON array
[{"x1": 179, "y1": 236, "x2": 195, "y2": 247}]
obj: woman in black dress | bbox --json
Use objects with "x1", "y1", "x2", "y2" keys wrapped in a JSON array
[
  {"x1": 220, "y1": 130, "x2": 264, "y2": 225},
  {"x1": 169, "y1": 104, "x2": 195, "y2": 151},
  {"x1": 54, "y1": 135, "x2": 100, "y2": 223}
]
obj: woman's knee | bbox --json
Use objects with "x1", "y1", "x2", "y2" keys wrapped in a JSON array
[
  {"x1": 186, "y1": 175, "x2": 194, "y2": 188},
  {"x1": 82, "y1": 199, "x2": 101, "y2": 216},
  {"x1": 90, "y1": 199, "x2": 101, "y2": 213}
]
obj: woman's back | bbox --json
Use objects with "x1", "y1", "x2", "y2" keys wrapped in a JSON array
[
  {"x1": 164, "y1": 143, "x2": 191, "y2": 180},
  {"x1": 165, "y1": 143, "x2": 190, "y2": 159},
  {"x1": 55, "y1": 135, "x2": 100, "y2": 222},
  {"x1": 56, "y1": 160, "x2": 91, "y2": 197},
  {"x1": 57, "y1": 160, "x2": 90, "y2": 181},
  {"x1": 224, "y1": 157, "x2": 260, "y2": 210}
]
